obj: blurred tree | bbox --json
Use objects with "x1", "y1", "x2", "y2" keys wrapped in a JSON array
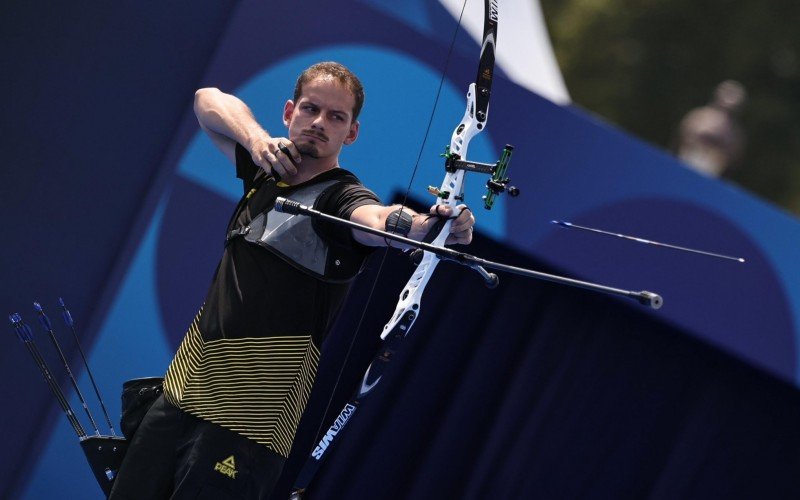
[{"x1": 539, "y1": 0, "x2": 800, "y2": 213}]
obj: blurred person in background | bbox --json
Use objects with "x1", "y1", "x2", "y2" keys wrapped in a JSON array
[{"x1": 675, "y1": 80, "x2": 747, "y2": 177}]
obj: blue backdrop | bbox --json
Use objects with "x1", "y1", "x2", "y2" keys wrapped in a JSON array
[{"x1": 3, "y1": 0, "x2": 800, "y2": 498}]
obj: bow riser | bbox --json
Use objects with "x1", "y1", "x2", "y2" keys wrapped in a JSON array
[
  {"x1": 450, "y1": 83, "x2": 483, "y2": 159},
  {"x1": 379, "y1": 256, "x2": 438, "y2": 340},
  {"x1": 379, "y1": 78, "x2": 487, "y2": 340}
]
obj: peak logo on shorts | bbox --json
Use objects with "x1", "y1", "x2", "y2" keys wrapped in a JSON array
[{"x1": 214, "y1": 455, "x2": 238, "y2": 479}]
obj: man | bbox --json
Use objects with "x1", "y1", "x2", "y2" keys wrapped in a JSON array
[
  {"x1": 675, "y1": 80, "x2": 747, "y2": 177},
  {"x1": 109, "y1": 61, "x2": 474, "y2": 499}
]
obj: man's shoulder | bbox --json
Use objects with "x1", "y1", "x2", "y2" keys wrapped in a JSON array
[
  {"x1": 311, "y1": 168, "x2": 381, "y2": 215},
  {"x1": 311, "y1": 167, "x2": 363, "y2": 186},
  {"x1": 306, "y1": 167, "x2": 372, "y2": 200}
]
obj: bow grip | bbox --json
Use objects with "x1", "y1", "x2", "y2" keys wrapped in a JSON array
[
  {"x1": 406, "y1": 208, "x2": 455, "y2": 265},
  {"x1": 422, "y1": 215, "x2": 449, "y2": 245}
]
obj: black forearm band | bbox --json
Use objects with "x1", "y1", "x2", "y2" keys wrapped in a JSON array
[{"x1": 385, "y1": 208, "x2": 413, "y2": 237}]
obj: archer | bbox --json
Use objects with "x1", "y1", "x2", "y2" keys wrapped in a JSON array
[{"x1": 107, "y1": 61, "x2": 474, "y2": 499}]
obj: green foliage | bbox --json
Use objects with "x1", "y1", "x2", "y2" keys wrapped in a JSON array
[{"x1": 540, "y1": 0, "x2": 800, "y2": 213}]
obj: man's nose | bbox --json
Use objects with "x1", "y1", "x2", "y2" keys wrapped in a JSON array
[{"x1": 311, "y1": 114, "x2": 326, "y2": 129}]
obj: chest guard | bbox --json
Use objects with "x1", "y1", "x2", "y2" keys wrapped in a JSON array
[{"x1": 229, "y1": 178, "x2": 365, "y2": 283}]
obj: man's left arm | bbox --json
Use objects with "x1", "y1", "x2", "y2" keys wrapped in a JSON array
[{"x1": 350, "y1": 204, "x2": 475, "y2": 247}]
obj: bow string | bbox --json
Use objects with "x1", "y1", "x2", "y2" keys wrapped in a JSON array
[{"x1": 290, "y1": 1, "x2": 506, "y2": 497}]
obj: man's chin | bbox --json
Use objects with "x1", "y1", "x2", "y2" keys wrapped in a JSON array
[{"x1": 296, "y1": 142, "x2": 320, "y2": 159}]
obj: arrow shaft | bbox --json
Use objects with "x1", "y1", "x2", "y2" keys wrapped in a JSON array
[{"x1": 554, "y1": 221, "x2": 745, "y2": 263}]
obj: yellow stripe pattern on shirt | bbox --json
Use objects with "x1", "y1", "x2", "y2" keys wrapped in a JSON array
[{"x1": 163, "y1": 308, "x2": 321, "y2": 457}]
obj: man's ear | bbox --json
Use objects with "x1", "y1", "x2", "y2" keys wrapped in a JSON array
[
  {"x1": 282, "y1": 100, "x2": 294, "y2": 127},
  {"x1": 343, "y1": 120, "x2": 360, "y2": 145}
]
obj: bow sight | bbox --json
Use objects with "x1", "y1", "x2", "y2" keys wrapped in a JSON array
[{"x1": 429, "y1": 144, "x2": 519, "y2": 209}]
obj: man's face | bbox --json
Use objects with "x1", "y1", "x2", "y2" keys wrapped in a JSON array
[{"x1": 283, "y1": 76, "x2": 359, "y2": 161}]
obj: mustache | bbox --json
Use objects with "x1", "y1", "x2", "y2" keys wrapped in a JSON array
[{"x1": 300, "y1": 129, "x2": 329, "y2": 142}]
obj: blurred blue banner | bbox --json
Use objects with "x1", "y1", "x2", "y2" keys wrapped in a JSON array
[{"x1": 4, "y1": 0, "x2": 800, "y2": 497}]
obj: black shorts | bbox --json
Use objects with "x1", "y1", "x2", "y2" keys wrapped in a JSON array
[{"x1": 109, "y1": 395, "x2": 285, "y2": 499}]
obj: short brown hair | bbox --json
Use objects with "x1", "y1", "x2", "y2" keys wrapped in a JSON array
[{"x1": 293, "y1": 62, "x2": 365, "y2": 121}]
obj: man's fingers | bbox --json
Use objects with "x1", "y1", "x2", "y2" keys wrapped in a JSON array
[
  {"x1": 429, "y1": 204, "x2": 471, "y2": 218},
  {"x1": 445, "y1": 228, "x2": 472, "y2": 245},
  {"x1": 261, "y1": 150, "x2": 286, "y2": 178},
  {"x1": 278, "y1": 141, "x2": 302, "y2": 165},
  {"x1": 453, "y1": 226, "x2": 474, "y2": 240},
  {"x1": 250, "y1": 138, "x2": 301, "y2": 178},
  {"x1": 252, "y1": 149, "x2": 273, "y2": 173},
  {"x1": 450, "y1": 207, "x2": 475, "y2": 234},
  {"x1": 269, "y1": 156, "x2": 285, "y2": 178},
  {"x1": 272, "y1": 148, "x2": 297, "y2": 176},
  {"x1": 426, "y1": 203, "x2": 474, "y2": 244},
  {"x1": 430, "y1": 204, "x2": 452, "y2": 218}
]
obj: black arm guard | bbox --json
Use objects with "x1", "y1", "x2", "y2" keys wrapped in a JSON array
[{"x1": 385, "y1": 208, "x2": 413, "y2": 237}]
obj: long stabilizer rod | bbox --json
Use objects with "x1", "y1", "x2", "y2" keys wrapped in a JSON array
[{"x1": 275, "y1": 197, "x2": 663, "y2": 309}]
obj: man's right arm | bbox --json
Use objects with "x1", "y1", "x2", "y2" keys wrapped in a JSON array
[{"x1": 193, "y1": 88, "x2": 300, "y2": 175}]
